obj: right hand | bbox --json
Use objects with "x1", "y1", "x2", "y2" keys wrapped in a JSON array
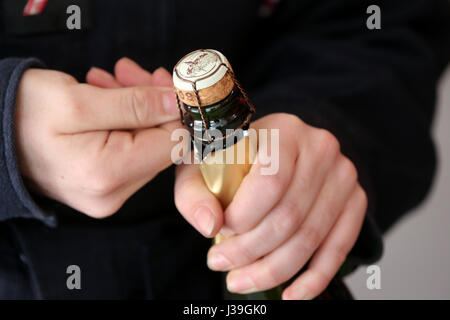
[{"x1": 15, "y1": 62, "x2": 181, "y2": 218}]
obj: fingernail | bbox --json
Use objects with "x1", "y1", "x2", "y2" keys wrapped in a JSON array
[
  {"x1": 227, "y1": 273, "x2": 256, "y2": 294},
  {"x1": 219, "y1": 226, "x2": 235, "y2": 237},
  {"x1": 194, "y1": 207, "x2": 215, "y2": 237},
  {"x1": 289, "y1": 286, "x2": 309, "y2": 300},
  {"x1": 207, "y1": 251, "x2": 232, "y2": 271},
  {"x1": 162, "y1": 91, "x2": 178, "y2": 114}
]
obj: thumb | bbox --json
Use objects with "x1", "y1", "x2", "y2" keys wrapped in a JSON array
[
  {"x1": 175, "y1": 163, "x2": 224, "y2": 238},
  {"x1": 63, "y1": 84, "x2": 180, "y2": 133}
]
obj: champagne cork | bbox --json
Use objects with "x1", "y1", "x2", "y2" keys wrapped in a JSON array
[{"x1": 173, "y1": 49, "x2": 234, "y2": 107}]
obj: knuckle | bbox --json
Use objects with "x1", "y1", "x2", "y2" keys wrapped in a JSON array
[
  {"x1": 337, "y1": 156, "x2": 358, "y2": 185},
  {"x1": 234, "y1": 242, "x2": 257, "y2": 264},
  {"x1": 81, "y1": 163, "x2": 120, "y2": 196},
  {"x1": 174, "y1": 175, "x2": 201, "y2": 213},
  {"x1": 126, "y1": 87, "x2": 151, "y2": 126},
  {"x1": 173, "y1": 189, "x2": 185, "y2": 214},
  {"x1": 312, "y1": 129, "x2": 340, "y2": 159},
  {"x1": 174, "y1": 177, "x2": 188, "y2": 208},
  {"x1": 228, "y1": 215, "x2": 250, "y2": 234},
  {"x1": 279, "y1": 113, "x2": 303, "y2": 126},
  {"x1": 356, "y1": 185, "x2": 368, "y2": 210},
  {"x1": 83, "y1": 198, "x2": 124, "y2": 219},
  {"x1": 58, "y1": 72, "x2": 78, "y2": 85},
  {"x1": 272, "y1": 201, "x2": 302, "y2": 235},
  {"x1": 88, "y1": 176, "x2": 117, "y2": 196},
  {"x1": 64, "y1": 88, "x2": 84, "y2": 120},
  {"x1": 295, "y1": 172, "x2": 312, "y2": 193},
  {"x1": 261, "y1": 173, "x2": 285, "y2": 197},
  {"x1": 266, "y1": 113, "x2": 304, "y2": 130},
  {"x1": 300, "y1": 226, "x2": 321, "y2": 253},
  {"x1": 307, "y1": 269, "x2": 332, "y2": 294},
  {"x1": 226, "y1": 174, "x2": 287, "y2": 234},
  {"x1": 334, "y1": 246, "x2": 349, "y2": 266},
  {"x1": 261, "y1": 263, "x2": 287, "y2": 289}
]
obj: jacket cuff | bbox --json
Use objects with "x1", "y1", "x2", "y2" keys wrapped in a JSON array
[{"x1": 0, "y1": 58, "x2": 56, "y2": 227}]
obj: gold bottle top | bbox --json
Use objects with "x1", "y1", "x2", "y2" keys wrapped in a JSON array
[{"x1": 173, "y1": 49, "x2": 234, "y2": 107}]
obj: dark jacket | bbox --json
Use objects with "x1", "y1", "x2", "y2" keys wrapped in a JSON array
[{"x1": 1, "y1": 0, "x2": 449, "y2": 299}]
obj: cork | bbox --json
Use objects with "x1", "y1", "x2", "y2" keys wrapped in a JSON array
[{"x1": 173, "y1": 49, "x2": 235, "y2": 107}]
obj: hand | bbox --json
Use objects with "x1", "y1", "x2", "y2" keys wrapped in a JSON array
[
  {"x1": 174, "y1": 113, "x2": 367, "y2": 299},
  {"x1": 15, "y1": 60, "x2": 180, "y2": 218}
]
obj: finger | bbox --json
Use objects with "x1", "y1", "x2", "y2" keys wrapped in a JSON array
[
  {"x1": 174, "y1": 163, "x2": 224, "y2": 238},
  {"x1": 121, "y1": 120, "x2": 184, "y2": 176},
  {"x1": 86, "y1": 67, "x2": 122, "y2": 88},
  {"x1": 223, "y1": 119, "x2": 300, "y2": 234},
  {"x1": 115, "y1": 57, "x2": 154, "y2": 86},
  {"x1": 87, "y1": 120, "x2": 183, "y2": 190},
  {"x1": 152, "y1": 67, "x2": 173, "y2": 87},
  {"x1": 282, "y1": 186, "x2": 367, "y2": 300},
  {"x1": 223, "y1": 146, "x2": 296, "y2": 234},
  {"x1": 225, "y1": 155, "x2": 358, "y2": 294},
  {"x1": 61, "y1": 84, "x2": 179, "y2": 132},
  {"x1": 208, "y1": 128, "x2": 340, "y2": 270},
  {"x1": 58, "y1": 121, "x2": 184, "y2": 218}
]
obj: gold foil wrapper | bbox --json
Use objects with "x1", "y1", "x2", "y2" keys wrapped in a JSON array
[{"x1": 199, "y1": 133, "x2": 257, "y2": 244}]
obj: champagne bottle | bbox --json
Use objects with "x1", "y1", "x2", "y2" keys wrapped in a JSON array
[{"x1": 173, "y1": 49, "x2": 284, "y2": 299}]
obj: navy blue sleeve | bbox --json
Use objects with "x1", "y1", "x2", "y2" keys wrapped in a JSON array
[{"x1": 0, "y1": 58, "x2": 56, "y2": 227}]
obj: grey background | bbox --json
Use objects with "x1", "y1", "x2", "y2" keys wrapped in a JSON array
[{"x1": 345, "y1": 67, "x2": 450, "y2": 299}]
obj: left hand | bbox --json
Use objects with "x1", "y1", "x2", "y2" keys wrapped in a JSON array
[{"x1": 175, "y1": 113, "x2": 367, "y2": 300}]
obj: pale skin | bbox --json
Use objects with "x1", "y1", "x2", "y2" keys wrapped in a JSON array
[
  {"x1": 16, "y1": 57, "x2": 366, "y2": 300},
  {"x1": 16, "y1": 59, "x2": 182, "y2": 217}
]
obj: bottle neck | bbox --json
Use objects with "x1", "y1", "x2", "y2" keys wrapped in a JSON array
[{"x1": 182, "y1": 85, "x2": 252, "y2": 156}]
